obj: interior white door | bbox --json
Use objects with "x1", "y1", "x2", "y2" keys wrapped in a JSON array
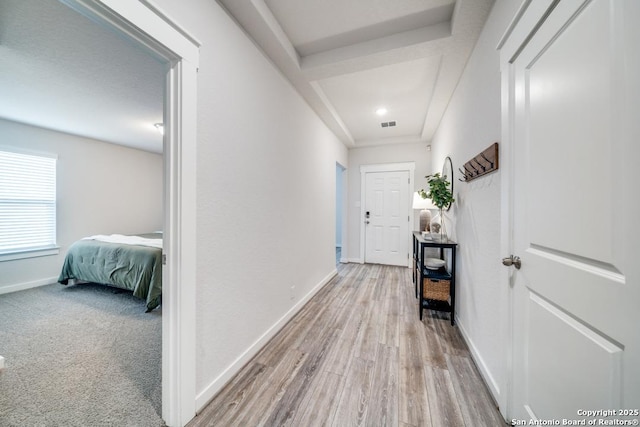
[
  {"x1": 505, "y1": 0, "x2": 640, "y2": 421},
  {"x1": 364, "y1": 171, "x2": 409, "y2": 266}
]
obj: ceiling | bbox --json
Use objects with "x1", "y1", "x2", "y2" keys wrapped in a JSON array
[
  {"x1": 218, "y1": 0, "x2": 495, "y2": 148},
  {"x1": 0, "y1": 0, "x2": 494, "y2": 153},
  {"x1": 0, "y1": 0, "x2": 165, "y2": 153}
]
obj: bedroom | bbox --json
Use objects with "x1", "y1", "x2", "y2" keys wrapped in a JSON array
[
  {"x1": 0, "y1": 121, "x2": 164, "y2": 294},
  {"x1": 0, "y1": 0, "x2": 166, "y2": 294},
  {"x1": 0, "y1": 0, "x2": 166, "y2": 423}
]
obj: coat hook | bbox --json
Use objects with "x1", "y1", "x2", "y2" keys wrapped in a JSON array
[
  {"x1": 459, "y1": 142, "x2": 499, "y2": 183},
  {"x1": 480, "y1": 153, "x2": 494, "y2": 167},
  {"x1": 467, "y1": 163, "x2": 480, "y2": 174},
  {"x1": 472, "y1": 158, "x2": 486, "y2": 171},
  {"x1": 485, "y1": 155, "x2": 495, "y2": 167}
]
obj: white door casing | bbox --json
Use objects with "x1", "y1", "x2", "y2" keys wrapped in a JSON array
[
  {"x1": 500, "y1": 0, "x2": 640, "y2": 421},
  {"x1": 336, "y1": 162, "x2": 348, "y2": 262},
  {"x1": 360, "y1": 163, "x2": 413, "y2": 267}
]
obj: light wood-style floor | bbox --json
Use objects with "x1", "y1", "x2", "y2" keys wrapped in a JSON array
[{"x1": 188, "y1": 263, "x2": 505, "y2": 426}]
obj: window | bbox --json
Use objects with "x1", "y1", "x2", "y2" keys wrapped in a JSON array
[{"x1": 0, "y1": 149, "x2": 58, "y2": 261}]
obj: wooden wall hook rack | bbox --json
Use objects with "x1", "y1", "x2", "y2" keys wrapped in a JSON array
[{"x1": 459, "y1": 142, "x2": 499, "y2": 183}]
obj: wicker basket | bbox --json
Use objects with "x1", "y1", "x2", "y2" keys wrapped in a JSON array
[{"x1": 423, "y1": 277, "x2": 450, "y2": 301}]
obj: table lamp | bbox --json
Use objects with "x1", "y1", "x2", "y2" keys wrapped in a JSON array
[{"x1": 412, "y1": 192, "x2": 436, "y2": 232}]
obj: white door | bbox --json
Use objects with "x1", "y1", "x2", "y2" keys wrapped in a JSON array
[
  {"x1": 364, "y1": 171, "x2": 409, "y2": 266},
  {"x1": 503, "y1": 0, "x2": 640, "y2": 421}
]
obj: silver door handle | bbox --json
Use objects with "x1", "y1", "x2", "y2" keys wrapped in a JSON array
[{"x1": 502, "y1": 255, "x2": 521, "y2": 269}]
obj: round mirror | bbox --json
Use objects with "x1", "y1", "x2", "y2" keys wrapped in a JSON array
[{"x1": 442, "y1": 156, "x2": 454, "y2": 211}]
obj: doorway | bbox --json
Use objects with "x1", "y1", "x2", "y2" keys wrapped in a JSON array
[
  {"x1": 360, "y1": 162, "x2": 414, "y2": 267},
  {"x1": 60, "y1": 1, "x2": 200, "y2": 425},
  {"x1": 336, "y1": 163, "x2": 346, "y2": 265}
]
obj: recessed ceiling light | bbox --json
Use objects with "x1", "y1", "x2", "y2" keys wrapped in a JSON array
[{"x1": 375, "y1": 107, "x2": 388, "y2": 116}]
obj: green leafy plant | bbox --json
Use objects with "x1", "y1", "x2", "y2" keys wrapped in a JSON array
[{"x1": 418, "y1": 173, "x2": 454, "y2": 209}]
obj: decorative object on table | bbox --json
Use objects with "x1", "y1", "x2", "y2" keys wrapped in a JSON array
[
  {"x1": 441, "y1": 156, "x2": 454, "y2": 211},
  {"x1": 418, "y1": 172, "x2": 455, "y2": 241},
  {"x1": 430, "y1": 213, "x2": 442, "y2": 235},
  {"x1": 412, "y1": 192, "x2": 437, "y2": 232},
  {"x1": 424, "y1": 257, "x2": 445, "y2": 270},
  {"x1": 458, "y1": 142, "x2": 499, "y2": 182}
]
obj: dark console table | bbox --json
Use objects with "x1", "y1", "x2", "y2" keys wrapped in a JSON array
[{"x1": 412, "y1": 231, "x2": 458, "y2": 325}]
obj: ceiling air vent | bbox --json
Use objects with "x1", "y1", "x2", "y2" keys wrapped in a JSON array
[{"x1": 380, "y1": 121, "x2": 397, "y2": 128}]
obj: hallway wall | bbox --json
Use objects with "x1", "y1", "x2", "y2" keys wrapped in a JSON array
[
  {"x1": 429, "y1": 0, "x2": 525, "y2": 410},
  {"x1": 150, "y1": 0, "x2": 348, "y2": 408}
]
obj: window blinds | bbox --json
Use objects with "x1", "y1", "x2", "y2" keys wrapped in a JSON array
[{"x1": 0, "y1": 149, "x2": 57, "y2": 254}]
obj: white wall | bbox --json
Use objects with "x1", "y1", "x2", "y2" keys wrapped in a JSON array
[
  {"x1": 148, "y1": 0, "x2": 348, "y2": 408},
  {"x1": 429, "y1": 0, "x2": 524, "y2": 411},
  {"x1": 0, "y1": 118, "x2": 163, "y2": 294},
  {"x1": 346, "y1": 142, "x2": 431, "y2": 262}
]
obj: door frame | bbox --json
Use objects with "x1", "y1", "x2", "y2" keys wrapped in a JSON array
[
  {"x1": 336, "y1": 162, "x2": 348, "y2": 263},
  {"x1": 359, "y1": 162, "x2": 415, "y2": 267},
  {"x1": 60, "y1": 1, "x2": 199, "y2": 425}
]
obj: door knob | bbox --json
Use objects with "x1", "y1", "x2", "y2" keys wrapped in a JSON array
[{"x1": 502, "y1": 255, "x2": 521, "y2": 269}]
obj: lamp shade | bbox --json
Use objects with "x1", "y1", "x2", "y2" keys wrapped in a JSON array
[{"x1": 412, "y1": 192, "x2": 437, "y2": 210}]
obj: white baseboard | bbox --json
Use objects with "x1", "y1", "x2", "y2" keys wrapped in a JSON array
[
  {"x1": 0, "y1": 276, "x2": 58, "y2": 295},
  {"x1": 195, "y1": 268, "x2": 338, "y2": 412},
  {"x1": 341, "y1": 258, "x2": 410, "y2": 268},
  {"x1": 456, "y1": 316, "x2": 501, "y2": 408}
]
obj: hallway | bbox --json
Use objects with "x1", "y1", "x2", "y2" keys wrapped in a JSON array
[{"x1": 189, "y1": 263, "x2": 504, "y2": 426}]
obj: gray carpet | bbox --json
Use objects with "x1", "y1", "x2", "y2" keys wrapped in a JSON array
[{"x1": 0, "y1": 282, "x2": 165, "y2": 427}]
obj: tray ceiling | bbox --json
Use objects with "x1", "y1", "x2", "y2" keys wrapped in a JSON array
[
  {"x1": 0, "y1": 0, "x2": 495, "y2": 152},
  {"x1": 219, "y1": 0, "x2": 494, "y2": 147}
]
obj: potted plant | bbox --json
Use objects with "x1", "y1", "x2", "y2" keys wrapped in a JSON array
[{"x1": 419, "y1": 173, "x2": 454, "y2": 240}]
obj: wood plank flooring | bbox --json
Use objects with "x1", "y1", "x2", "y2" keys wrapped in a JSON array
[{"x1": 188, "y1": 263, "x2": 505, "y2": 427}]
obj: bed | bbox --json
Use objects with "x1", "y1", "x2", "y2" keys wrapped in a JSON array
[{"x1": 58, "y1": 233, "x2": 163, "y2": 312}]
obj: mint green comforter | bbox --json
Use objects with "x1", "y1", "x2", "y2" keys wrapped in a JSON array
[{"x1": 58, "y1": 234, "x2": 162, "y2": 311}]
